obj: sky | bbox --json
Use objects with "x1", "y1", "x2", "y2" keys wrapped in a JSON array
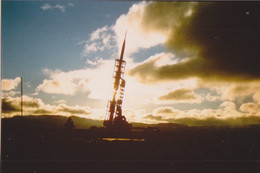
[{"x1": 2, "y1": 1, "x2": 260, "y2": 126}]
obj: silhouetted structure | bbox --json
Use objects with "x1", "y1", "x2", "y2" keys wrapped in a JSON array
[
  {"x1": 64, "y1": 117, "x2": 75, "y2": 130},
  {"x1": 103, "y1": 32, "x2": 132, "y2": 132}
]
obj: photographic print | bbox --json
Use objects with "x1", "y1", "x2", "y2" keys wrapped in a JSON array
[{"x1": 1, "y1": 1, "x2": 260, "y2": 172}]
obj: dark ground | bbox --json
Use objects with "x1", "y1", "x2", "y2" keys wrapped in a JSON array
[{"x1": 1, "y1": 116, "x2": 260, "y2": 173}]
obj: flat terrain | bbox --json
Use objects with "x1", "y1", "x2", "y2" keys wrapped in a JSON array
[{"x1": 1, "y1": 116, "x2": 260, "y2": 172}]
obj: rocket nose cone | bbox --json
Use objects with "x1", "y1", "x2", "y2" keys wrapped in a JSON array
[{"x1": 119, "y1": 35, "x2": 126, "y2": 61}]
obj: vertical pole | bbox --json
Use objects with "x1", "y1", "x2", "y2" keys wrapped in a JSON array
[
  {"x1": 19, "y1": 77, "x2": 23, "y2": 158},
  {"x1": 20, "y1": 77, "x2": 23, "y2": 129}
]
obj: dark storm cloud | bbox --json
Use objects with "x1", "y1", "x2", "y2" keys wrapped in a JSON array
[
  {"x1": 130, "y1": 2, "x2": 260, "y2": 82},
  {"x1": 1, "y1": 97, "x2": 47, "y2": 115},
  {"x1": 129, "y1": 54, "x2": 214, "y2": 83},
  {"x1": 173, "y1": 2, "x2": 260, "y2": 77},
  {"x1": 1, "y1": 96, "x2": 91, "y2": 116},
  {"x1": 1, "y1": 98, "x2": 20, "y2": 113}
]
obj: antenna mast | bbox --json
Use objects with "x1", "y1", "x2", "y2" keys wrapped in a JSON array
[{"x1": 21, "y1": 77, "x2": 23, "y2": 117}]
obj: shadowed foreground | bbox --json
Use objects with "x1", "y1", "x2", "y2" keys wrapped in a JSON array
[{"x1": 1, "y1": 116, "x2": 260, "y2": 172}]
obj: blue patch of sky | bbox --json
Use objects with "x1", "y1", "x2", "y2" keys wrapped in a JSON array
[
  {"x1": 167, "y1": 100, "x2": 222, "y2": 111},
  {"x1": 195, "y1": 88, "x2": 219, "y2": 97},
  {"x1": 131, "y1": 44, "x2": 165, "y2": 63},
  {"x1": 2, "y1": 1, "x2": 135, "y2": 95}
]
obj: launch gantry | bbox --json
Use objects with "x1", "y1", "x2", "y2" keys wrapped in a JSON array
[{"x1": 103, "y1": 33, "x2": 132, "y2": 131}]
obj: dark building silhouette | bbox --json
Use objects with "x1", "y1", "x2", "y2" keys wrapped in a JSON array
[{"x1": 64, "y1": 117, "x2": 75, "y2": 130}]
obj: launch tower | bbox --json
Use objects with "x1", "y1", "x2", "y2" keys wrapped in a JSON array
[{"x1": 103, "y1": 33, "x2": 132, "y2": 131}]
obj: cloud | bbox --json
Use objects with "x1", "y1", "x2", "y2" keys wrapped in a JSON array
[
  {"x1": 2, "y1": 92, "x2": 259, "y2": 126},
  {"x1": 1, "y1": 95, "x2": 50, "y2": 116},
  {"x1": 23, "y1": 96, "x2": 45, "y2": 108},
  {"x1": 68, "y1": 3, "x2": 74, "y2": 7},
  {"x1": 150, "y1": 107, "x2": 181, "y2": 121},
  {"x1": 240, "y1": 102, "x2": 260, "y2": 115},
  {"x1": 2, "y1": 91, "x2": 18, "y2": 97},
  {"x1": 2, "y1": 77, "x2": 21, "y2": 91},
  {"x1": 150, "y1": 116, "x2": 260, "y2": 126},
  {"x1": 129, "y1": 2, "x2": 260, "y2": 82},
  {"x1": 220, "y1": 81, "x2": 260, "y2": 102},
  {"x1": 155, "y1": 101, "x2": 242, "y2": 120},
  {"x1": 128, "y1": 52, "x2": 216, "y2": 83},
  {"x1": 57, "y1": 104, "x2": 91, "y2": 115},
  {"x1": 1, "y1": 96, "x2": 42, "y2": 115},
  {"x1": 36, "y1": 68, "x2": 90, "y2": 95},
  {"x1": 142, "y1": 100, "x2": 260, "y2": 126},
  {"x1": 197, "y1": 80, "x2": 260, "y2": 103},
  {"x1": 81, "y1": 26, "x2": 116, "y2": 56},
  {"x1": 86, "y1": 58, "x2": 103, "y2": 66},
  {"x1": 36, "y1": 59, "x2": 115, "y2": 100},
  {"x1": 81, "y1": 2, "x2": 166, "y2": 59},
  {"x1": 90, "y1": 26, "x2": 110, "y2": 41},
  {"x1": 40, "y1": 3, "x2": 74, "y2": 12},
  {"x1": 111, "y1": 2, "x2": 260, "y2": 111},
  {"x1": 54, "y1": 4, "x2": 66, "y2": 12},
  {"x1": 158, "y1": 89, "x2": 198, "y2": 102},
  {"x1": 144, "y1": 114, "x2": 163, "y2": 121},
  {"x1": 40, "y1": 3, "x2": 52, "y2": 11},
  {"x1": 1, "y1": 95, "x2": 92, "y2": 118},
  {"x1": 171, "y1": 2, "x2": 260, "y2": 79},
  {"x1": 113, "y1": 2, "x2": 166, "y2": 56},
  {"x1": 1, "y1": 97, "x2": 20, "y2": 113},
  {"x1": 219, "y1": 101, "x2": 242, "y2": 118},
  {"x1": 154, "y1": 107, "x2": 177, "y2": 115}
]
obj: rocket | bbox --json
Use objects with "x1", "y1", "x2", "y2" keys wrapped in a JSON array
[
  {"x1": 113, "y1": 32, "x2": 126, "y2": 91},
  {"x1": 103, "y1": 32, "x2": 130, "y2": 129}
]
